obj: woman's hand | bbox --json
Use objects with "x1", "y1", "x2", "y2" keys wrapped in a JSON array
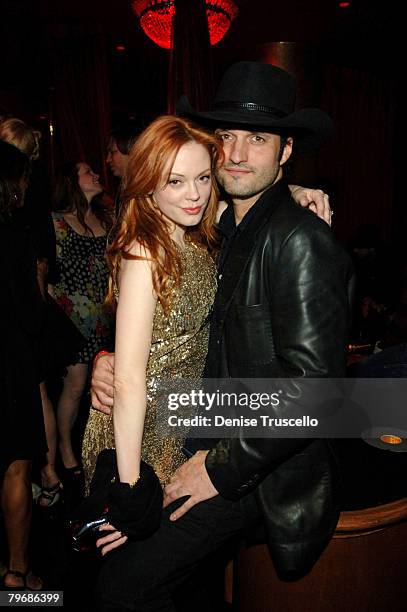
[
  {"x1": 289, "y1": 185, "x2": 332, "y2": 226},
  {"x1": 96, "y1": 522, "x2": 128, "y2": 556}
]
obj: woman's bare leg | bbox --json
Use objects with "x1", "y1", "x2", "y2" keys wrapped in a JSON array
[
  {"x1": 39, "y1": 382, "x2": 59, "y2": 487},
  {"x1": 38, "y1": 382, "x2": 61, "y2": 506},
  {"x1": 57, "y1": 362, "x2": 88, "y2": 469},
  {"x1": 1, "y1": 459, "x2": 42, "y2": 590}
]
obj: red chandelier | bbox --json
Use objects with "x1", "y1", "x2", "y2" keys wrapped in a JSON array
[{"x1": 132, "y1": 1, "x2": 239, "y2": 49}]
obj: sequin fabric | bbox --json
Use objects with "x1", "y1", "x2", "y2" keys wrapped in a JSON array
[{"x1": 82, "y1": 241, "x2": 217, "y2": 487}]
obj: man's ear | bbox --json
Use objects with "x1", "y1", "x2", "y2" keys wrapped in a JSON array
[{"x1": 280, "y1": 137, "x2": 293, "y2": 166}]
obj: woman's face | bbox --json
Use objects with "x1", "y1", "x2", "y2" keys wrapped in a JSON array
[
  {"x1": 153, "y1": 142, "x2": 212, "y2": 229},
  {"x1": 77, "y1": 162, "x2": 103, "y2": 198}
]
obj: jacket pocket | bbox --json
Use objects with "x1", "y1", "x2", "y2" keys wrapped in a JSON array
[{"x1": 226, "y1": 303, "x2": 276, "y2": 366}]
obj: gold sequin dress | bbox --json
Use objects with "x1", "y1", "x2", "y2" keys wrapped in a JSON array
[{"x1": 82, "y1": 241, "x2": 217, "y2": 487}]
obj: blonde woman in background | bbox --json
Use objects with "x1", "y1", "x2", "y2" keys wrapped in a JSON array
[
  {"x1": 0, "y1": 118, "x2": 83, "y2": 507},
  {"x1": 0, "y1": 141, "x2": 45, "y2": 589}
]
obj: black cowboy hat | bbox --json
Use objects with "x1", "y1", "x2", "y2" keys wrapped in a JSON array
[{"x1": 177, "y1": 61, "x2": 333, "y2": 151}]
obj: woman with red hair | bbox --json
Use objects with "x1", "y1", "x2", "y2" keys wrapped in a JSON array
[{"x1": 82, "y1": 115, "x2": 222, "y2": 509}]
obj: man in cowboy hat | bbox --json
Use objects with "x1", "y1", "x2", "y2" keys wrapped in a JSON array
[{"x1": 93, "y1": 62, "x2": 353, "y2": 611}]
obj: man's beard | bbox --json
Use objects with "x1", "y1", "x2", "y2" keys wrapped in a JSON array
[{"x1": 216, "y1": 164, "x2": 280, "y2": 200}]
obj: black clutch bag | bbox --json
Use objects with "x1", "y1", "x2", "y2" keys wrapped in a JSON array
[{"x1": 71, "y1": 449, "x2": 163, "y2": 552}]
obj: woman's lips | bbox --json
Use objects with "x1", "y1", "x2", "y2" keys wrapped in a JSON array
[{"x1": 183, "y1": 206, "x2": 202, "y2": 215}]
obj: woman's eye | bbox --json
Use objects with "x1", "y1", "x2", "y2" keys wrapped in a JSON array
[
  {"x1": 169, "y1": 179, "x2": 181, "y2": 185},
  {"x1": 199, "y1": 175, "x2": 210, "y2": 182}
]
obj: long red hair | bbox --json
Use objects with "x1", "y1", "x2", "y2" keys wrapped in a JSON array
[{"x1": 106, "y1": 115, "x2": 223, "y2": 310}]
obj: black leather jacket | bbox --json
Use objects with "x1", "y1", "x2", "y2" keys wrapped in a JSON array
[{"x1": 204, "y1": 180, "x2": 354, "y2": 579}]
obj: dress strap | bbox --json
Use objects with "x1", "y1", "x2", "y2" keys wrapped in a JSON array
[{"x1": 52, "y1": 213, "x2": 70, "y2": 243}]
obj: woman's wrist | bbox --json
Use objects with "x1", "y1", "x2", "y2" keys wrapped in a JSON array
[{"x1": 118, "y1": 476, "x2": 140, "y2": 489}]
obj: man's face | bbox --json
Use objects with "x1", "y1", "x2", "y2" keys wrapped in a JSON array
[
  {"x1": 106, "y1": 138, "x2": 129, "y2": 178},
  {"x1": 215, "y1": 129, "x2": 292, "y2": 202}
]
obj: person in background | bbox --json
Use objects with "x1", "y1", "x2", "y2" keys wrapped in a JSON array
[
  {"x1": 348, "y1": 224, "x2": 400, "y2": 348},
  {"x1": 105, "y1": 119, "x2": 146, "y2": 239},
  {"x1": 50, "y1": 162, "x2": 113, "y2": 482},
  {"x1": 0, "y1": 118, "x2": 54, "y2": 297},
  {"x1": 0, "y1": 117, "x2": 84, "y2": 508},
  {"x1": 106, "y1": 120, "x2": 144, "y2": 181},
  {"x1": 0, "y1": 141, "x2": 45, "y2": 590}
]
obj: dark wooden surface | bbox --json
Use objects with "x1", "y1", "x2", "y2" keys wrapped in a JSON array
[{"x1": 232, "y1": 498, "x2": 407, "y2": 612}]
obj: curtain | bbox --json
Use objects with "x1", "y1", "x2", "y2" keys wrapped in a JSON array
[
  {"x1": 316, "y1": 65, "x2": 396, "y2": 244},
  {"x1": 167, "y1": 0, "x2": 214, "y2": 113},
  {"x1": 51, "y1": 26, "x2": 111, "y2": 187}
]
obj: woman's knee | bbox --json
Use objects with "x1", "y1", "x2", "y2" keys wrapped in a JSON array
[
  {"x1": 3, "y1": 460, "x2": 31, "y2": 483},
  {"x1": 62, "y1": 366, "x2": 88, "y2": 401}
]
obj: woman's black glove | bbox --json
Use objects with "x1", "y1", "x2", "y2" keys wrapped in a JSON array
[
  {"x1": 71, "y1": 450, "x2": 162, "y2": 551},
  {"x1": 107, "y1": 461, "x2": 163, "y2": 539}
]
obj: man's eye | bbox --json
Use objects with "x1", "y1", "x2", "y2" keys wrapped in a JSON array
[
  {"x1": 219, "y1": 133, "x2": 231, "y2": 141},
  {"x1": 252, "y1": 135, "x2": 265, "y2": 143}
]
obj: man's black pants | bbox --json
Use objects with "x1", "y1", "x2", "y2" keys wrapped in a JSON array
[{"x1": 96, "y1": 493, "x2": 261, "y2": 611}]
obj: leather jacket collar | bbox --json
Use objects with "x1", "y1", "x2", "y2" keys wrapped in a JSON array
[{"x1": 217, "y1": 179, "x2": 290, "y2": 314}]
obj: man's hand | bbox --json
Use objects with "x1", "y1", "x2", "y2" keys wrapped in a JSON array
[
  {"x1": 289, "y1": 185, "x2": 332, "y2": 226},
  {"x1": 91, "y1": 353, "x2": 115, "y2": 415},
  {"x1": 96, "y1": 522, "x2": 128, "y2": 556},
  {"x1": 163, "y1": 451, "x2": 218, "y2": 521}
]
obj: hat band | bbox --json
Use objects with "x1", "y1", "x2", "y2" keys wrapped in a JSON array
[{"x1": 213, "y1": 101, "x2": 287, "y2": 118}]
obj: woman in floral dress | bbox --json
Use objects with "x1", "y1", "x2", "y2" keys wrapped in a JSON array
[{"x1": 50, "y1": 162, "x2": 113, "y2": 478}]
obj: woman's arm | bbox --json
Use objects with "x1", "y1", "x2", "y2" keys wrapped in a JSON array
[
  {"x1": 37, "y1": 258, "x2": 48, "y2": 300},
  {"x1": 113, "y1": 245, "x2": 157, "y2": 485},
  {"x1": 216, "y1": 188, "x2": 332, "y2": 226}
]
